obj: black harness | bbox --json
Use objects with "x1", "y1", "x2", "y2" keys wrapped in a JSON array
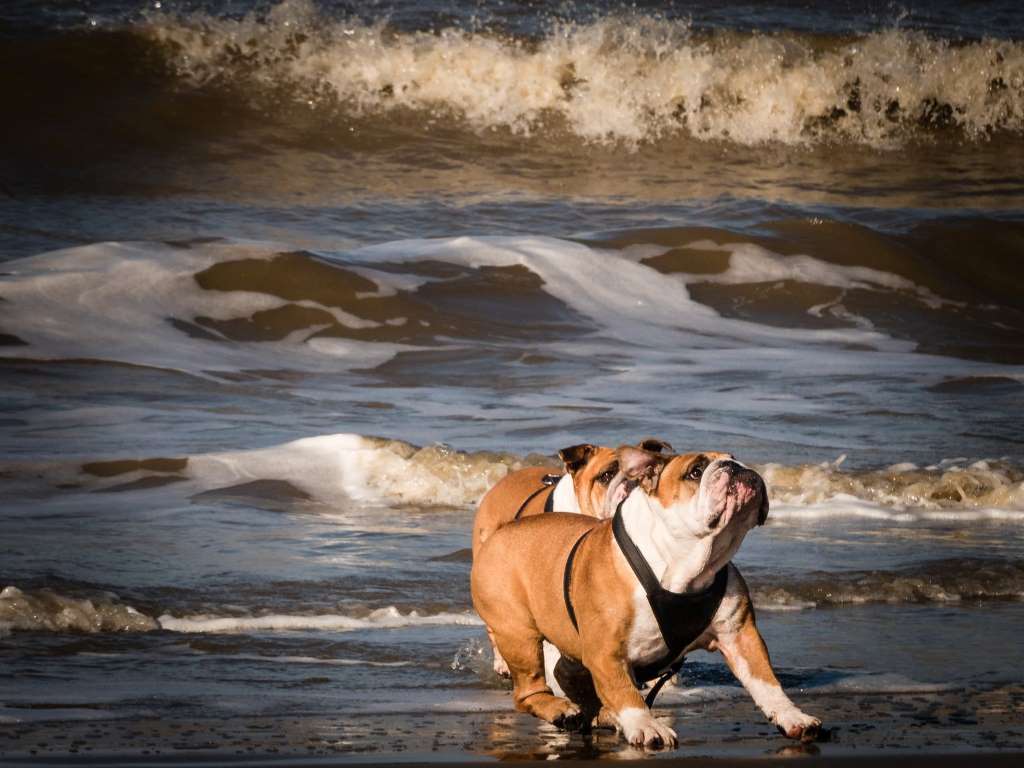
[
  {"x1": 562, "y1": 502, "x2": 730, "y2": 706},
  {"x1": 512, "y1": 473, "x2": 561, "y2": 520}
]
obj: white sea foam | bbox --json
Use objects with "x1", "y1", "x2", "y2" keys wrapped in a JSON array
[
  {"x1": 763, "y1": 455, "x2": 1024, "y2": 512},
  {"x1": 771, "y1": 504, "x2": 1024, "y2": 523},
  {"x1": 0, "y1": 240, "x2": 412, "y2": 375},
  {"x1": 2, "y1": 234, "x2": 937, "y2": 386},
  {"x1": 186, "y1": 432, "x2": 521, "y2": 507},
  {"x1": 157, "y1": 606, "x2": 482, "y2": 634},
  {"x1": 678, "y1": 240, "x2": 952, "y2": 309},
  {"x1": 354, "y1": 235, "x2": 904, "y2": 351},
  {"x1": 0, "y1": 583, "x2": 483, "y2": 636},
  {"x1": 5, "y1": 421, "x2": 1020, "y2": 515},
  {"x1": 146, "y1": 1, "x2": 1024, "y2": 146},
  {"x1": 42, "y1": 428, "x2": 1024, "y2": 514},
  {"x1": 0, "y1": 586, "x2": 158, "y2": 634}
]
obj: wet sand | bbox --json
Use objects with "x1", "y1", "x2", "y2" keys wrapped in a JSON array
[{"x1": 2, "y1": 685, "x2": 1022, "y2": 764}]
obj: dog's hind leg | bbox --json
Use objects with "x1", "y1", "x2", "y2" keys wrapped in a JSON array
[
  {"x1": 486, "y1": 626, "x2": 510, "y2": 677},
  {"x1": 552, "y1": 655, "x2": 601, "y2": 729},
  {"x1": 493, "y1": 630, "x2": 587, "y2": 732}
]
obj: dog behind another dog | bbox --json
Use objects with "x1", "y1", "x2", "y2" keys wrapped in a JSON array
[{"x1": 471, "y1": 446, "x2": 822, "y2": 748}]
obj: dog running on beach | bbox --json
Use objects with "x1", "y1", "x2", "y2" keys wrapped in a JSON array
[{"x1": 471, "y1": 445, "x2": 822, "y2": 749}]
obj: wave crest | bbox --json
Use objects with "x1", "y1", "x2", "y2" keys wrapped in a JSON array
[
  {"x1": 144, "y1": 0, "x2": 1024, "y2": 146},
  {"x1": 0, "y1": 586, "x2": 158, "y2": 635},
  {"x1": 764, "y1": 455, "x2": 1024, "y2": 510},
  {"x1": 6, "y1": 434, "x2": 1023, "y2": 513}
]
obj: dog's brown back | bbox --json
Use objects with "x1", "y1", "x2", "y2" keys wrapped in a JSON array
[{"x1": 472, "y1": 465, "x2": 560, "y2": 558}]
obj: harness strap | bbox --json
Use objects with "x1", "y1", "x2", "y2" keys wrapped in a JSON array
[
  {"x1": 644, "y1": 659, "x2": 685, "y2": 708},
  {"x1": 611, "y1": 500, "x2": 662, "y2": 595},
  {"x1": 512, "y1": 473, "x2": 560, "y2": 521},
  {"x1": 559, "y1": 501, "x2": 729, "y2": 710},
  {"x1": 612, "y1": 500, "x2": 730, "y2": 685},
  {"x1": 562, "y1": 528, "x2": 592, "y2": 631}
]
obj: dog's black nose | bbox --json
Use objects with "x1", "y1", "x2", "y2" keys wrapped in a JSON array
[
  {"x1": 721, "y1": 460, "x2": 760, "y2": 485},
  {"x1": 720, "y1": 460, "x2": 744, "y2": 475}
]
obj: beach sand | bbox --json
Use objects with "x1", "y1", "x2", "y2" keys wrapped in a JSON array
[{"x1": 2, "y1": 685, "x2": 1022, "y2": 764}]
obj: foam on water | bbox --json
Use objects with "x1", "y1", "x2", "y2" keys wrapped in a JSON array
[
  {"x1": 0, "y1": 586, "x2": 158, "y2": 635},
  {"x1": 145, "y1": 0, "x2": 1024, "y2": 147},
  {"x1": 7, "y1": 431, "x2": 1023, "y2": 514},
  {"x1": 156, "y1": 606, "x2": 483, "y2": 634},
  {"x1": 191, "y1": 435, "x2": 1024, "y2": 511},
  {"x1": 2, "y1": 234, "x2": 934, "y2": 379},
  {"x1": 677, "y1": 240, "x2": 952, "y2": 309},
  {"x1": 38, "y1": 429, "x2": 1021, "y2": 514},
  {"x1": 185, "y1": 433, "x2": 532, "y2": 507},
  {"x1": 763, "y1": 455, "x2": 1024, "y2": 511},
  {"x1": 0, "y1": 585, "x2": 482, "y2": 636},
  {"x1": 0, "y1": 240, "x2": 412, "y2": 375},
  {"x1": 353, "y1": 235, "x2": 905, "y2": 350},
  {"x1": 4, "y1": 553, "x2": 1022, "y2": 639}
]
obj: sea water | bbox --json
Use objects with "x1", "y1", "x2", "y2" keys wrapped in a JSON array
[{"x1": 1, "y1": 0, "x2": 1023, "y2": 759}]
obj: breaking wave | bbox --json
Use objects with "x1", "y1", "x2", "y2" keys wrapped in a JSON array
[
  {"x1": 156, "y1": 606, "x2": 483, "y2": 634},
  {"x1": 763, "y1": 455, "x2": 1024, "y2": 511},
  {"x1": 139, "y1": 0, "x2": 1024, "y2": 147},
  {"x1": 0, "y1": 586, "x2": 158, "y2": 635},
  {"x1": 0, "y1": 586, "x2": 482, "y2": 637},
  {"x1": 3, "y1": 432, "x2": 1024, "y2": 513},
  {"x1": 91, "y1": 437, "x2": 1024, "y2": 512}
]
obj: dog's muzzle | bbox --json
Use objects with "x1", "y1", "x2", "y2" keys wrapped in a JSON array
[{"x1": 710, "y1": 460, "x2": 769, "y2": 528}]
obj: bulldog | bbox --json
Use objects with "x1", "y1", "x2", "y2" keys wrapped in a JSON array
[
  {"x1": 473, "y1": 439, "x2": 671, "y2": 677},
  {"x1": 471, "y1": 448, "x2": 822, "y2": 748}
]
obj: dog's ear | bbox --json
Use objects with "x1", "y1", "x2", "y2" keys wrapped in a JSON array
[
  {"x1": 558, "y1": 443, "x2": 597, "y2": 476},
  {"x1": 636, "y1": 437, "x2": 673, "y2": 454},
  {"x1": 757, "y1": 490, "x2": 769, "y2": 526},
  {"x1": 617, "y1": 446, "x2": 668, "y2": 493}
]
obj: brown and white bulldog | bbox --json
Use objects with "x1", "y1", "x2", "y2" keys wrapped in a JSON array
[
  {"x1": 473, "y1": 439, "x2": 671, "y2": 676},
  {"x1": 471, "y1": 448, "x2": 822, "y2": 748}
]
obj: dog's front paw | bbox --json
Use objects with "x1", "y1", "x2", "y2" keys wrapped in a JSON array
[
  {"x1": 617, "y1": 707, "x2": 678, "y2": 749},
  {"x1": 775, "y1": 710, "x2": 822, "y2": 743}
]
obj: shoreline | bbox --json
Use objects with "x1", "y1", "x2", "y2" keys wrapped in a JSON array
[
  {"x1": 3, "y1": 686, "x2": 1022, "y2": 765},
  {"x1": 2, "y1": 751, "x2": 1023, "y2": 767}
]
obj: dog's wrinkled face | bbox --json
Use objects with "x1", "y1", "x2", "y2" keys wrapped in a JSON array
[
  {"x1": 654, "y1": 453, "x2": 769, "y2": 539},
  {"x1": 560, "y1": 439, "x2": 673, "y2": 519}
]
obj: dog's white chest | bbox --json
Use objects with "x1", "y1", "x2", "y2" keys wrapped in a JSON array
[
  {"x1": 551, "y1": 475, "x2": 579, "y2": 512},
  {"x1": 626, "y1": 586, "x2": 669, "y2": 667}
]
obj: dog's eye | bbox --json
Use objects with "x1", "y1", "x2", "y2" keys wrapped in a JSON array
[
  {"x1": 686, "y1": 460, "x2": 708, "y2": 481},
  {"x1": 597, "y1": 462, "x2": 619, "y2": 485}
]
